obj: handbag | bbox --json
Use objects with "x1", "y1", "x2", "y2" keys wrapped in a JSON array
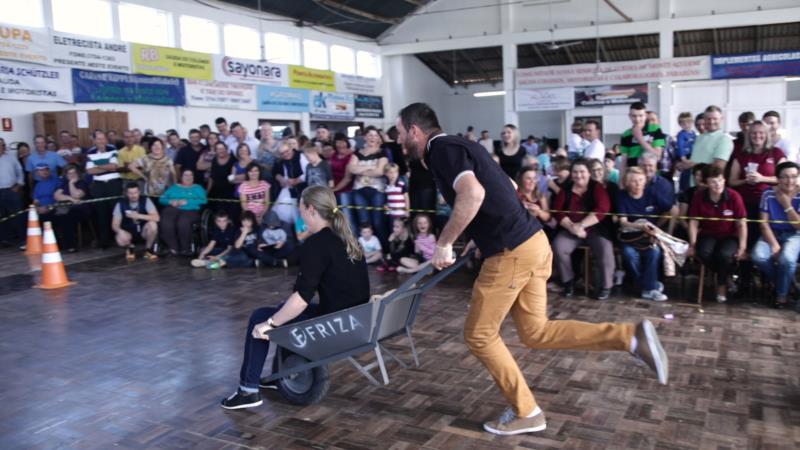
[{"x1": 617, "y1": 230, "x2": 655, "y2": 250}]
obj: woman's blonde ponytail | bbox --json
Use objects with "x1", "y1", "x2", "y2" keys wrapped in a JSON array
[{"x1": 300, "y1": 186, "x2": 363, "y2": 261}]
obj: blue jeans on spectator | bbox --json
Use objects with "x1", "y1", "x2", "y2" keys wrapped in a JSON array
[
  {"x1": 621, "y1": 244, "x2": 662, "y2": 292},
  {"x1": 239, "y1": 304, "x2": 318, "y2": 389},
  {"x1": 336, "y1": 191, "x2": 358, "y2": 236},
  {"x1": 353, "y1": 187, "x2": 386, "y2": 244},
  {"x1": 751, "y1": 231, "x2": 800, "y2": 297},
  {"x1": 0, "y1": 188, "x2": 25, "y2": 244}
]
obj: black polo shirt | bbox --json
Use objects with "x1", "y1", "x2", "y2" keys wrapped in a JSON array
[{"x1": 424, "y1": 134, "x2": 542, "y2": 257}]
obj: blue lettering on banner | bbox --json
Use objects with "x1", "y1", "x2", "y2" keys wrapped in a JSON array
[
  {"x1": 712, "y1": 51, "x2": 800, "y2": 79},
  {"x1": 354, "y1": 94, "x2": 384, "y2": 118},
  {"x1": 72, "y1": 69, "x2": 185, "y2": 105},
  {"x1": 256, "y1": 85, "x2": 309, "y2": 112}
]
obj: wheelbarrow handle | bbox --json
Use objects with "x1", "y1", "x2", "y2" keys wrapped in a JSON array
[{"x1": 394, "y1": 248, "x2": 476, "y2": 293}]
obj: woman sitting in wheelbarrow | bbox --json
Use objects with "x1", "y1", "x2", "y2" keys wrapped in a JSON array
[{"x1": 222, "y1": 185, "x2": 370, "y2": 409}]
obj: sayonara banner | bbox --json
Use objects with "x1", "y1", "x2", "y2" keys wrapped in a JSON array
[
  {"x1": 256, "y1": 85, "x2": 310, "y2": 112},
  {"x1": 0, "y1": 60, "x2": 72, "y2": 103},
  {"x1": 309, "y1": 91, "x2": 354, "y2": 119},
  {"x1": 0, "y1": 23, "x2": 50, "y2": 64},
  {"x1": 712, "y1": 51, "x2": 800, "y2": 79},
  {"x1": 185, "y1": 79, "x2": 256, "y2": 110},
  {"x1": 132, "y1": 43, "x2": 212, "y2": 80},
  {"x1": 50, "y1": 31, "x2": 131, "y2": 73},
  {"x1": 72, "y1": 69, "x2": 185, "y2": 105},
  {"x1": 213, "y1": 55, "x2": 287, "y2": 86},
  {"x1": 354, "y1": 95, "x2": 383, "y2": 118}
]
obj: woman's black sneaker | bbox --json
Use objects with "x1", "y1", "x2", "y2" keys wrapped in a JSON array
[
  {"x1": 595, "y1": 289, "x2": 611, "y2": 301},
  {"x1": 220, "y1": 389, "x2": 263, "y2": 410},
  {"x1": 259, "y1": 378, "x2": 279, "y2": 390}
]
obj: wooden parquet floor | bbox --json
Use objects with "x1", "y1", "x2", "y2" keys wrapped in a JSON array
[{"x1": 0, "y1": 248, "x2": 798, "y2": 450}]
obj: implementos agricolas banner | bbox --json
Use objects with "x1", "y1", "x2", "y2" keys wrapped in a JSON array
[
  {"x1": 72, "y1": 69, "x2": 185, "y2": 105},
  {"x1": 712, "y1": 51, "x2": 800, "y2": 79}
]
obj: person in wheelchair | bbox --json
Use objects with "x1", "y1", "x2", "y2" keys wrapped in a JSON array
[{"x1": 221, "y1": 185, "x2": 370, "y2": 410}]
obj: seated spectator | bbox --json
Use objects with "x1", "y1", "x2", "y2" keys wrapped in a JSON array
[
  {"x1": 639, "y1": 152, "x2": 677, "y2": 232},
  {"x1": 676, "y1": 163, "x2": 708, "y2": 239},
  {"x1": 254, "y1": 210, "x2": 292, "y2": 268},
  {"x1": 302, "y1": 144, "x2": 333, "y2": 188},
  {"x1": 192, "y1": 211, "x2": 235, "y2": 268},
  {"x1": 221, "y1": 186, "x2": 369, "y2": 410},
  {"x1": 239, "y1": 162, "x2": 270, "y2": 224},
  {"x1": 552, "y1": 159, "x2": 615, "y2": 300},
  {"x1": 380, "y1": 217, "x2": 413, "y2": 273},
  {"x1": 130, "y1": 138, "x2": 175, "y2": 198},
  {"x1": 517, "y1": 167, "x2": 550, "y2": 223},
  {"x1": 32, "y1": 164, "x2": 61, "y2": 221},
  {"x1": 52, "y1": 164, "x2": 92, "y2": 253},
  {"x1": 112, "y1": 183, "x2": 159, "y2": 261},
  {"x1": 728, "y1": 120, "x2": 786, "y2": 247},
  {"x1": 687, "y1": 166, "x2": 747, "y2": 303},
  {"x1": 617, "y1": 167, "x2": 668, "y2": 301},
  {"x1": 398, "y1": 214, "x2": 436, "y2": 274},
  {"x1": 358, "y1": 223, "x2": 383, "y2": 264},
  {"x1": 751, "y1": 162, "x2": 800, "y2": 309},
  {"x1": 159, "y1": 169, "x2": 208, "y2": 256},
  {"x1": 225, "y1": 210, "x2": 259, "y2": 268}
]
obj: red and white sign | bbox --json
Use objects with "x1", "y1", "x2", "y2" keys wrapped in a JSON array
[{"x1": 515, "y1": 56, "x2": 710, "y2": 89}]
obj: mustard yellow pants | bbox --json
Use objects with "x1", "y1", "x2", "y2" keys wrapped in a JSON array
[{"x1": 464, "y1": 230, "x2": 635, "y2": 416}]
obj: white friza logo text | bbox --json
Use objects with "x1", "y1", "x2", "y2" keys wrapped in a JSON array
[
  {"x1": 222, "y1": 57, "x2": 282, "y2": 81},
  {"x1": 289, "y1": 314, "x2": 365, "y2": 348}
]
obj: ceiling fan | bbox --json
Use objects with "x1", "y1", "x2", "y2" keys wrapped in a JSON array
[{"x1": 537, "y1": 1, "x2": 582, "y2": 51}]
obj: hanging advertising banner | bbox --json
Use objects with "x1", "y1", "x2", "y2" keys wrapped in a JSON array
[
  {"x1": 185, "y1": 79, "x2": 256, "y2": 110},
  {"x1": 712, "y1": 51, "x2": 800, "y2": 79},
  {"x1": 72, "y1": 69, "x2": 185, "y2": 105},
  {"x1": 51, "y1": 31, "x2": 131, "y2": 73},
  {"x1": 0, "y1": 60, "x2": 72, "y2": 103},
  {"x1": 515, "y1": 56, "x2": 710, "y2": 89},
  {"x1": 515, "y1": 87, "x2": 574, "y2": 112},
  {"x1": 335, "y1": 73, "x2": 379, "y2": 95},
  {"x1": 574, "y1": 83, "x2": 648, "y2": 107},
  {"x1": 354, "y1": 95, "x2": 384, "y2": 118},
  {"x1": 132, "y1": 43, "x2": 212, "y2": 80},
  {"x1": 288, "y1": 65, "x2": 335, "y2": 91},
  {"x1": 310, "y1": 91, "x2": 355, "y2": 120},
  {"x1": 0, "y1": 23, "x2": 50, "y2": 64},
  {"x1": 213, "y1": 55, "x2": 288, "y2": 86},
  {"x1": 256, "y1": 85, "x2": 309, "y2": 112}
]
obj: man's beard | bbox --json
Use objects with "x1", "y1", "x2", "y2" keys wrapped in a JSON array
[{"x1": 405, "y1": 138, "x2": 423, "y2": 161}]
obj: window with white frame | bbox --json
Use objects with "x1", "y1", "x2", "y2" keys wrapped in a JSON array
[
  {"x1": 51, "y1": 0, "x2": 113, "y2": 38},
  {"x1": 119, "y1": 3, "x2": 172, "y2": 47},
  {"x1": 330, "y1": 45, "x2": 355, "y2": 75},
  {"x1": 356, "y1": 51, "x2": 381, "y2": 78},
  {"x1": 303, "y1": 39, "x2": 329, "y2": 70},
  {"x1": 0, "y1": 0, "x2": 44, "y2": 27},
  {"x1": 264, "y1": 32, "x2": 299, "y2": 65},
  {"x1": 179, "y1": 15, "x2": 220, "y2": 54},
  {"x1": 224, "y1": 25, "x2": 260, "y2": 60}
]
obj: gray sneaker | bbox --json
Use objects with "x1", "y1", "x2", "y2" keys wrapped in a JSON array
[
  {"x1": 483, "y1": 408, "x2": 547, "y2": 436},
  {"x1": 632, "y1": 319, "x2": 669, "y2": 385},
  {"x1": 642, "y1": 289, "x2": 668, "y2": 302}
]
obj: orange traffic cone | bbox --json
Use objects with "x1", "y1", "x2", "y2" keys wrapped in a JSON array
[
  {"x1": 24, "y1": 205, "x2": 43, "y2": 255},
  {"x1": 34, "y1": 221, "x2": 76, "y2": 289}
]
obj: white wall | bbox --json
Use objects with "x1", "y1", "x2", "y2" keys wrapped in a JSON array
[{"x1": 384, "y1": 54, "x2": 449, "y2": 127}]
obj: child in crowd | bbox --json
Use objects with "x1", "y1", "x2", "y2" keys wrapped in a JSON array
[
  {"x1": 255, "y1": 210, "x2": 291, "y2": 268},
  {"x1": 379, "y1": 218, "x2": 414, "y2": 273},
  {"x1": 192, "y1": 211, "x2": 236, "y2": 268},
  {"x1": 604, "y1": 152, "x2": 620, "y2": 185},
  {"x1": 398, "y1": 214, "x2": 436, "y2": 274},
  {"x1": 675, "y1": 111, "x2": 697, "y2": 191},
  {"x1": 302, "y1": 144, "x2": 334, "y2": 188},
  {"x1": 239, "y1": 162, "x2": 270, "y2": 224},
  {"x1": 384, "y1": 163, "x2": 409, "y2": 224},
  {"x1": 295, "y1": 214, "x2": 310, "y2": 243},
  {"x1": 226, "y1": 211, "x2": 260, "y2": 268},
  {"x1": 358, "y1": 223, "x2": 383, "y2": 264},
  {"x1": 547, "y1": 156, "x2": 571, "y2": 195}
]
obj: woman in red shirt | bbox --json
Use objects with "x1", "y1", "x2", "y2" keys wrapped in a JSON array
[
  {"x1": 688, "y1": 166, "x2": 747, "y2": 303},
  {"x1": 728, "y1": 120, "x2": 786, "y2": 246},
  {"x1": 330, "y1": 133, "x2": 356, "y2": 234},
  {"x1": 551, "y1": 159, "x2": 615, "y2": 300}
]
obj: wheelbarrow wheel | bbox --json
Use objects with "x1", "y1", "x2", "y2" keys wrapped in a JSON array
[{"x1": 277, "y1": 353, "x2": 330, "y2": 406}]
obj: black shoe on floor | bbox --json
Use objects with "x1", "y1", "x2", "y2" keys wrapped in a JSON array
[
  {"x1": 220, "y1": 389, "x2": 263, "y2": 410},
  {"x1": 562, "y1": 281, "x2": 574, "y2": 298},
  {"x1": 259, "y1": 378, "x2": 279, "y2": 390},
  {"x1": 594, "y1": 289, "x2": 611, "y2": 301}
]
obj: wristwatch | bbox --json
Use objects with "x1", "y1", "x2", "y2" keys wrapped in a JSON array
[{"x1": 267, "y1": 317, "x2": 277, "y2": 328}]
